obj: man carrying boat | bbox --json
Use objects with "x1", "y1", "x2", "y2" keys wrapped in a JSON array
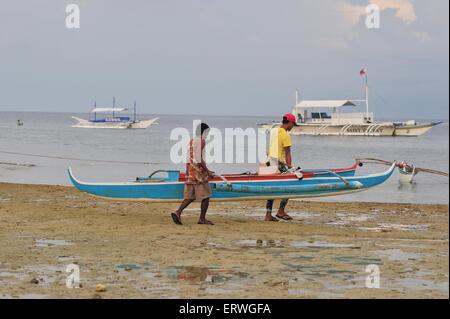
[
  {"x1": 171, "y1": 123, "x2": 215, "y2": 225},
  {"x1": 265, "y1": 114, "x2": 297, "y2": 221}
]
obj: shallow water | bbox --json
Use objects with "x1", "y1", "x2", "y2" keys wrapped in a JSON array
[{"x1": 0, "y1": 112, "x2": 448, "y2": 204}]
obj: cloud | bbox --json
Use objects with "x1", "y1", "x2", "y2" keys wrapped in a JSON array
[
  {"x1": 375, "y1": 0, "x2": 416, "y2": 24},
  {"x1": 340, "y1": 0, "x2": 416, "y2": 26}
]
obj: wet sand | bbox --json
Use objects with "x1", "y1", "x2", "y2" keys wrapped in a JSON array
[{"x1": 0, "y1": 182, "x2": 448, "y2": 299}]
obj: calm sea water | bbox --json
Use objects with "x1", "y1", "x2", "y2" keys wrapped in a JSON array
[{"x1": 0, "y1": 111, "x2": 448, "y2": 204}]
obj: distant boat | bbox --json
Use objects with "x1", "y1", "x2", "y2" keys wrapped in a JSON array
[
  {"x1": 72, "y1": 97, "x2": 159, "y2": 129},
  {"x1": 258, "y1": 71, "x2": 441, "y2": 137}
]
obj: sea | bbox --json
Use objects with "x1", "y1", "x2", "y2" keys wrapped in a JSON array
[{"x1": 0, "y1": 111, "x2": 448, "y2": 204}]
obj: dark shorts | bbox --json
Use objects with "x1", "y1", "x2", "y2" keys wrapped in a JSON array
[{"x1": 184, "y1": 182, "x2": 212, "y2": 200}]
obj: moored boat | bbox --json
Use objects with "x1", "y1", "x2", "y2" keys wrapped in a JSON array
[
  {"x1": 257, "y1": 70, "x2": 441, "y2": 137},
  {"x1": 72, "y1": 97, "x2": 159, "y2": 129},
  {"x1": 68, "y1": 160, "x2": 396, "y2": 202}
]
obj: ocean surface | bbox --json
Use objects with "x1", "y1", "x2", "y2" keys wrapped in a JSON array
[{"x1": 0, "y1": 111, "x2": 448, "y2": 204}]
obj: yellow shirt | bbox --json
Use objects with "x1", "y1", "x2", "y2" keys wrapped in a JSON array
[{"x1": 268, "y1": 127, "x2": 292, "y2": 163}]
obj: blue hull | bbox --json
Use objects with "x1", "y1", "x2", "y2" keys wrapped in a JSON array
[{"x1": 68, "y1": 162, "x2": 395, "y2": 202}]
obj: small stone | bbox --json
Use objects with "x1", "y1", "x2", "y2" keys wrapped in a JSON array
[
  {"x1": 30, "y1": 278, "x2": 39, "y2": 284},
  {"x1": 95, "y1": 284, "x2": 107, "y2": 292}
]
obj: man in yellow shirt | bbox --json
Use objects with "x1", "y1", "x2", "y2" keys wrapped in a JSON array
[{"x1": 265, "y1": 114, "x2": 297, "y2": 221}]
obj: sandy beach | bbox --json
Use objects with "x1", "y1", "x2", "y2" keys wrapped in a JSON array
[{"x1": 0, "y1": 182, "x2": 448, "y2": 299}]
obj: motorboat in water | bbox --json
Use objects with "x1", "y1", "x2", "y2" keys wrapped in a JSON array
[
  {"x1": 258, "y1": 71, "x2": 441, "y2": 136},
  {"x1": 72, "y1": 97, "x2": 159, "y2": 129}
]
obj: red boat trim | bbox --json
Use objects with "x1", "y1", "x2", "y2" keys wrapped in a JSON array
[{"x1": 177, "y1": 163, "x2": 358, "y2": 182}]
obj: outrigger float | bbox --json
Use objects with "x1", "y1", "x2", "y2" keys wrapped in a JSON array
[{"x1": 68, "y1": 160, "x2": 396, "y2": 202}]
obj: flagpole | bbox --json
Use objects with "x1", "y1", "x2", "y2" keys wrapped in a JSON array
[{"x1": 365, "y1": 72, "x2": 369, "y2": 122}]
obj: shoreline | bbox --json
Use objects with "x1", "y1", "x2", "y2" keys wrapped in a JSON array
[
  {"x1": 0, "y1": 180, "x2": 448, "y2": 205},
  {"x1": 0, "y1": 182, "x2": 448, "y2": 298}
]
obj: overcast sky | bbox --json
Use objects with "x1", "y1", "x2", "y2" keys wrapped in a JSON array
[{"x1": 0, "y1": 0, "x2": 448, "y2": 119}]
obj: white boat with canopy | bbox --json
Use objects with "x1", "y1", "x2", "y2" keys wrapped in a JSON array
[
  {"x1": 72, "y1": 97, "x2": 159, "y2": 129},
  {"x1": 259, "y1": 71, "x2": 441, "y2": 136}
]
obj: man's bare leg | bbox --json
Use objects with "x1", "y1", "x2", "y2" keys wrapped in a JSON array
[
  {"x1": 174, "y1": 199, "x2": 194, "y2": 220},
  {"x1": 265, "y1": 200, "x2": 279, "y2": 221},
  {"x1": 276, "y1": 199, "x2": 292, "y2": 220},
  {"x1": 198, "y1": 198, "x2": 213, "y2": 224}
]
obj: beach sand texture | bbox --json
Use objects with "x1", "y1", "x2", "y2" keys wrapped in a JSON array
[{"x1": 0, "y1": 182, "x2": 448, "y2": 299}]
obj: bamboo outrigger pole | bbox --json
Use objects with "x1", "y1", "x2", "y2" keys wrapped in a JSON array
[{"x1": 356, "y1": 158, "x2": 449, "y2": 177}]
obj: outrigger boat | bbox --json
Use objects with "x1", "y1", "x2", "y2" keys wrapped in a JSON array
[
  {"x1": 258, "y1": 71, "x2": 441, "y2": 136},
  {"x1": 68, "y1": 160, "x2": 396, "y2": 202},
  {"x1": 72, "y1": 97, "x2": 159, "y2": 129}
]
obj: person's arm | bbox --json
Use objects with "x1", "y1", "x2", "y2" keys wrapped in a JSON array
[{"x1": 284, "y1": 146, "x2": 292, "y2": 169}]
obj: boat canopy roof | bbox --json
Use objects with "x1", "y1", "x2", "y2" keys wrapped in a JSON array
[
  {"x1": 294, "y1": 100, "x2": 356, "y2": 108},
  {"x1": 91, "y1": 107, "x2": 128, "y2": 113}
]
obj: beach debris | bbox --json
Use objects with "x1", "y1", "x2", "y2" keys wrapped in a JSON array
[
  {"x1": 30, "y1": 278, "x2": 39, "y2": 284},
  {"x1": 95, "y1": 284, "x2": 107, "y2": 292}
]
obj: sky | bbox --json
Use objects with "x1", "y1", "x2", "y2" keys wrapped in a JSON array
[{"x1": 0, "y1": 0, "x2": 448, "y2": 119}]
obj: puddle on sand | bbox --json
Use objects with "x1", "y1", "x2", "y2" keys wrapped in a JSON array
[
  {"x1": 34, "y1": 239, "x2": 75, "y2": 247},
  {"x1": 204, "y1": 288, "x2": 235, "y2": 294},
  {"x1": 288, "y1": 287, "x2": 344, "y2": 298},
  {"x1": 373, "y1": 249, "x2": 421, "y2": 261},
  {"x1": 57, "y1": 256, "x2": 80, "y2": 262},
  {"x1": 291, "y1": 256, "x2": 314, "y2": 261},
  {"x1": 289, "y1": 241, "x2": 354, "y2": 248},
  {"x1": 210, "y1": 239, "x2": 354, "y2": 249},
  {"x1": 358, "y1": 223, "x2": 431, "y2": 232},
  {"x1": 332, "y1": 256, "x2": 383, "y2": 266},
  {"x1": 15, "y1": 235, "x2": 32, "y2": 238},
  {"x1": 166, "y1": 266, "x2": 250, "y2": 284},
  {"x1": 394, "y1": 277, "x2": 449, "y2": 293},
  {"x1": 118, "y1": 264, "x2": 143, "y2": 270},
  {"x1": 285, "y1": 264, "x2": 330, "y2": 270},
  {"x1": 0, "y1": 264, "x2": 65, "y2": 288},
  {"x1": 32, "y1": 199, "x2": 50, "y2": 203},
  {"x1": 283, "y1": 264, "x2": 358, "y2": 283},
  {"x1": 326, "y1": 213, "x2": 375, "y2": 225},
  {"x1": 234, "y1": 239, "x2": 283, "y2": 248}
]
